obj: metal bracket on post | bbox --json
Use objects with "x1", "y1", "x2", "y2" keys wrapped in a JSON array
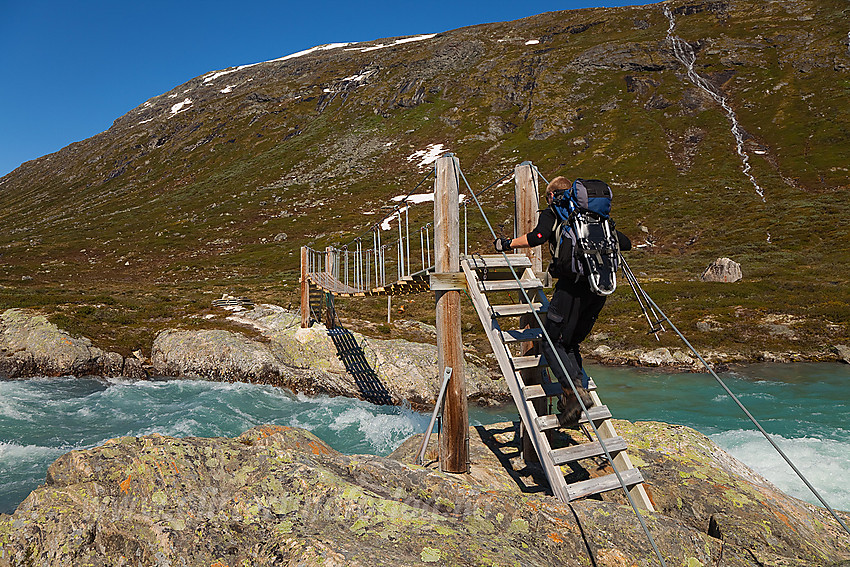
[{"x1": 415, "y1": 366, "x2": 453, "y2": 466}]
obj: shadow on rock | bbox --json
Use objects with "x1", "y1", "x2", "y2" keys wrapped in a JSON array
[{"x1": 327, "y1": 326, "x2": 393, "y2": 405}]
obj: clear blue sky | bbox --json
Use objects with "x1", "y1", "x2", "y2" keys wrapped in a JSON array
[{"x1": 0, "y1": 0, "x2": 640, "y2": 178}]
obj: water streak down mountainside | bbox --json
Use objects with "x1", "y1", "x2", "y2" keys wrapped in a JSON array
[
  {"x1": 664, "y1": 5, "x2": 765, "y2": 203},
  {"x1": 0, "y1": 0, "x2": 848, "y2": 358}
]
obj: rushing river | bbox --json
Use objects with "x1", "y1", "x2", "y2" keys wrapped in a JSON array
[{"x1": 1, "y1": 363, "x2": 848, "y2": 515}]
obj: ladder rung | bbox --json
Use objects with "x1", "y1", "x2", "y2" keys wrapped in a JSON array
[
  {"x1": 480, "y1": 278, "x2": 543, "y2": 293},
  {"x1": 550, "y1": 436, "x2": 628, "y2": 466},
  {"x1": 523, "y1": 381, "x2": 563, "y2": 400},
  {"x1": 511, "y1": 354, "x2": 547, "y2": 370},
  {"x1": 490, "y1": 303, "x2": 546, "y2": 318},
  {"x1": 463, "y1": 254, "x2": 532, "y2": 270},
  {"x1": 535, "y1": 405, "x2": 612, "y2": 432},
  {"x1": 527, "y1": 376, "x2": 597, "y2": 394},
  {"x1": 567, "y1": 468, "x2": 645, "y2": 501},
  {"x1": 503, "y1": 328, "x2": 544, "y2": 343}
]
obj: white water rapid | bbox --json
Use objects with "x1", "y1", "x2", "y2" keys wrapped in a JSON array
[{"x1": 664, "y1": 6, "x2": 766, "y2": 203}]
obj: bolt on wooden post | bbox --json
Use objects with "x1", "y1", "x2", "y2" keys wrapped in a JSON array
[{"x1": 434, "y1": 154, "x2": 468, "y2": 473}]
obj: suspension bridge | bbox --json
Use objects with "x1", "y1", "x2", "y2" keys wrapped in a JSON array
[{"x1": 299, "y1": 154, "x2": 655, "y2": 512}]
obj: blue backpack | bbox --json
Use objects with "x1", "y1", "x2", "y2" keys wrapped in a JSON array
[{"x1": 549, "y1": 179, "x2": 620, "y2": 295}]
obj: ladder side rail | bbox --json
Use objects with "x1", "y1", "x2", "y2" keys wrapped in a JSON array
[{"x1": 586, "y1": 388, "x2": 653, "y2": 508}]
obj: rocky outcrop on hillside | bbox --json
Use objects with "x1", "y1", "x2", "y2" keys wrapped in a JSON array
[
  {"x1": 151, "y1": 304, "x2": 507, "y2": 408},
  {"x1": 700, "y1": 257, "x2": 743, "y2": 283},
  {"x1": 1, "y1": 421, "x2": 847, "y2": 566},
  {"x1": 0, "y1": 308, "x2": 146, "y2": 379}
]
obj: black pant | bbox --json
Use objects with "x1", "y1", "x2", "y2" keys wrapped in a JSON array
[{"x1": 541, "y1": 283, "x2": 606, "y2": 389}]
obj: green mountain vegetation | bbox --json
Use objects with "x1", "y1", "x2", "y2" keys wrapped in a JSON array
[{"x1": 1, "y1": 0, "x2": 848, "y2": 362}]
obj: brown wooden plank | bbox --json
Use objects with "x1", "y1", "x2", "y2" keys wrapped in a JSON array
[
  {"x1": 435, "y1": 155, "x2": 467, "y2": 474},
  {"x1": 502, "y1": 327, "x2": 544, "y2": 343},
  {"x1": 514, "y1": 163, "x2": 544, "y2": 272},
  {"x1": 480, "y1": 278, "x2": 543, "y2": 292},
  {"x1": 515, "y1": 163, "x2": 545, "y2": 464},
  {"x1": 491, "y1": 303, "x2": 546, "y2": 318},
  {"x1": 523, "y1": 381, "x2": 563, "y2": 400},
  {"x1": 511, "y1": 354, "x2": 547, "y2": 370},
  {"x1": 463, "y1": 254, "x2": 533, "y2": 270}
]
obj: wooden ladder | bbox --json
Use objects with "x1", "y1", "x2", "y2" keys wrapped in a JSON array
[{"x1": 462, "y1": 254, "x2": 654, "y2": 509}]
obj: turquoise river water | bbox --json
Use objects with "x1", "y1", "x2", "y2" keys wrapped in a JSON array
[{"x1": 1, "y1": 363, "x2": 848, "y2": 515}]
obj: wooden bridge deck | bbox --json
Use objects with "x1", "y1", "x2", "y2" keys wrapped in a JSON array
[{"x1": 306, "y1": 271, "x2": 431, "y2": 297}]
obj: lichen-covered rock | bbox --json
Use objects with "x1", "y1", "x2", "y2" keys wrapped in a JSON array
[
  {"x1": 638, "y1": 347, "x2": 677, "y2": 366},
  {"x1": 610, "y1": 420, "x2": 850, "y2": 564},
  {"x1": 151, "y1": 328, "x2": 285, "y2": 382},
  {"x1": 0, "y1": 308, "x2": 105, "y2": 378},
  {"x1": 1, "y1": 421, "x2": 847, "y2": 566},
  {"x1": 99, "y1": 351, "x2": 125, "y2": 377},
  {"x1": 834, "y1": 344, "x2": 850, "y2": 364}
]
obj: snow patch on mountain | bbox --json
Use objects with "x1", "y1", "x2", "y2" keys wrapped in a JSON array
[
  {"x1": 202, "y1": 43, "x2": 353, "y2": 84},
  {"x1": 170, "y1": 98, "x2": 193, "y2": 116},
  {"x1": 407, "y1": 143, "x2": 446, "y2": 168},
  {"x1": 356, "y1": 34, "x2": 437, "y2": 53}
]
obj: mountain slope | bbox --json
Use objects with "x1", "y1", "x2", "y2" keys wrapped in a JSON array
[{"x1": 1, "y1": 0, "x2": 848, "y2": 359}]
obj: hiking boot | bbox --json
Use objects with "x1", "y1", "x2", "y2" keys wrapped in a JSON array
[
  {"x1": 556, "y1": 384, "x2": 593, "y2": 429},
  {"x1": 557, "y1": 393, "x2": 581, "y2": 428}
]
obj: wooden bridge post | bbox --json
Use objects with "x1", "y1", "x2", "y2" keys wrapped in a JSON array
[
  {"x1": 514, "y1": 162, "x2": 544, "y2": 272},
  {"x1": 515, "y1": 162, "x2": 546, "y2": 462},
  {"x1": 300, "y1": 246, "x2": 310, "y2": 328},
  {"x1": 434, "y1": 154, "x2": 468, "y2": 473},
  {"x1": 325, "y1": 246, "x2": 335, "y2": 329}
]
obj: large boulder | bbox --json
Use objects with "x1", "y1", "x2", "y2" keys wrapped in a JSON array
[
  {"x1": 700, "y1": 257, "x2": 743, "y2": 283},
  {"x1": 0, "y1": 308, "x2": 126, "y2": 378},
  {"x1": 0, "y1": 421, "x2": 847, "y2": 566},
  {"x1": 151, "y1": 328, "x2": 285, "y2": 383}
]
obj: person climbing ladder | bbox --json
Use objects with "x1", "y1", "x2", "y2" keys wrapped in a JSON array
[{"x1": 494, "y1": 176, "x2": 631, "y2": 426}]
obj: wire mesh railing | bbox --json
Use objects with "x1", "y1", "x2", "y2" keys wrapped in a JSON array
[{"x1": 304, "y1": 163, "x2": 493, "y2": 294}]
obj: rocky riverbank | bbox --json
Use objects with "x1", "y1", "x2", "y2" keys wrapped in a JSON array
[
  {"x1": 0, "y1": 306, "x2": 510, "y2": 408},
  {"x1": 1, "y1": 420, "x2": 847, "y2": 566},
  {"x1": 2, "y1": 306, "x2": 848, "y2": 402},
  {"x1": 0, "y1": 309, "x2": 148, "y2": 380}
]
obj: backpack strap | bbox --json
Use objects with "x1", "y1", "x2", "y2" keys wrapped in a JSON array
[{"x1": 548, "y1": 207, "x2": 581, "y2": 284}]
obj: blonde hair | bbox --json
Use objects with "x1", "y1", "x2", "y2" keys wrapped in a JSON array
[{"x1": 546, "y1": 176, "x2": 571, "y2": 195}]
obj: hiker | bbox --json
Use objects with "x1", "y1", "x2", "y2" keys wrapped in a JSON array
[{"x1": 493, "y1": 176, "x2": 631, "y2": 426}]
